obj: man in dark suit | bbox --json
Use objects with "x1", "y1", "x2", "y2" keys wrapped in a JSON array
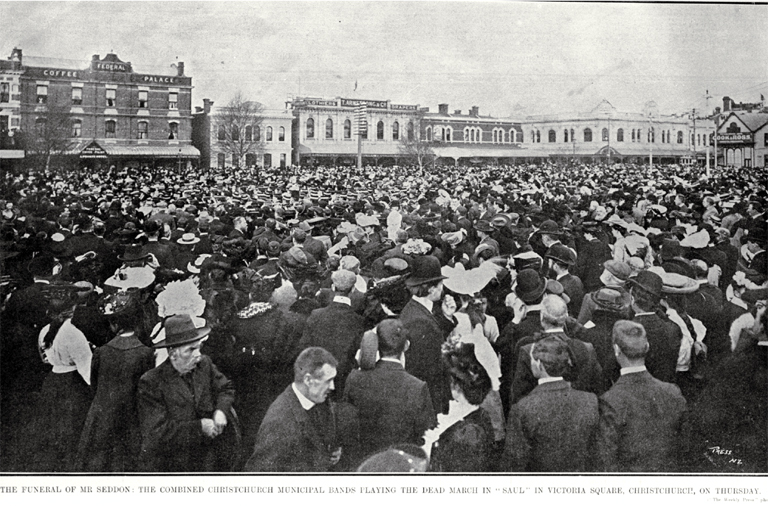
[
  {"x1": 400, "y1": 255, "x2": 457, "y2": 414},
  {"x1": 299, "y1": 269, "x2": 366, "y2": 395},
  {"x1": 596, "y1": 320, "x2": 687, "y2": 472},
  {"x1": 503, "y1": 335, "x2": 599, "y2": 472},
  {"x1": 545, "y1": 243, "x2": 584, "y2": 317},
  {"x1": 139, "y1": 219, "x2": 175, "y2": 268},
  {"x1": 343, "y1": 319, "x2": 436, "y2": 458},
  {"x1": 245, "y1": 347, "x2": 344, "y2": 472},
  {"x1": 628, "y1": 271, "x2": 681, "y2": 384},
  {"x1": 137, "y1": 315, "x2": 236, "y2": 472}
]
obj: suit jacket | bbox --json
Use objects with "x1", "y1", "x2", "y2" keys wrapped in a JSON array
[
  {"x1": 300, "y1": 301, "x2": 367, "y2": 390},
  {"x1": 244, "y1": 385, "x2": 338, "y2": 472},
  {"x1": 596, "y1": 370, "x2": 686, "y2": 472},
  {"x1": 140, "y1": 240, "x2": 175, "y2": 268},
  {"x1": 558, "y1": 273, "x2": 585, "y2": 318},
  {"x1": 512, "y1": 330, "x2": 603, "y2": 404},
  {"x1": 429, "y1": 407, "x2": 494, "y2": 472},
  {"x1": 137, "y1": 355, "x2": 235, "y2": 472},
  {"x1": 504, "y1": 380, "x2": 598, "y2": 472},
  {"x1": 632, "y1": 312, "x2": 681, "y2": 384},
  {"x1": 400, "y1": 298, "x2": 456, "y2": 413},
  {"x1": 343, "y1": 360, "x2": 436, "y2": 457}
]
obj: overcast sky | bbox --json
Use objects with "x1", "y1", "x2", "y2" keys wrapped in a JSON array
[{"x1": 2, "y1": 1, "x2": 766, "y2": 118}]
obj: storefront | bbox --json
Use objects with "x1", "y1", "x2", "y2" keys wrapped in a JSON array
[{"x1": 72, "y1": 140, "x2": 199, "y2": 172}]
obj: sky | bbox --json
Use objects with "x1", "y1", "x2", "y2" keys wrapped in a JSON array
[{"x1": 1, "y1": 1, "x2": 766, "y2": 119}]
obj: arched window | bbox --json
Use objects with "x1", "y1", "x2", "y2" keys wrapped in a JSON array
[
  {"x1": 531, "y1": 130, "x2": 535, "y2": 143},
  {"x1": 279, "y1": 126, "x2": 285, "y2": 141},
  {"x1": 536, "y1": 130, "x2": 541, "y2": 143},
  {"x1": 677, "y1": 131, "x2": 683, "y2": 144},
  {"x1": 444, "y1": 127, "x2": 452, "y2": 142},
  {"x1": 136, "y1": 120, "x2": 147, "y2": 139},
  {"x1": 564, "y1": 129, "x2": 569, "y2": 143},
  {"x1": 245, "y1": 125, "x2": 253, "y2": 141},
  {"x1": 726, "y1": 122, "x2": 740, "y2": 133},
  {"x1": 344, "y1": 119, "x2": 351, "y2": 139},
  {"x1": 637, "y1": 129, "x2": 642, "y2": 142},
  {"x1": 231, "y1": 126, "x2": 238, "y2": 142},
  {"x1": 266, "y1": 126, "x2": 273, "y2": 141},
  {"x1": 326, "y1": 118, "x2": 333, "y2": 139},
  {"x1": 648, "y1": 128, "x2": 654, "y2": 143},
  {"x1": 548, "y1": 129, "x2": 556, "y2": 143},
  {"x1": 306, "y1": 118, "x2": 314, "y2": 139},
  {"x1": 510, "y1": 129, "x2": 517, "y2": 143},
  {"x1": 168, "y1": 122, "x2": 178, "y2": 140},
  {"x1": 570, "y1": 129, "x2": 574, "y2": 142},
  {"x1": 216, "y1": 124, "x2": 225, "y2": 140},
  {"x1": 583, "y1": 128, "x2": 592, "y2": 142},
  {"x1": 72, "y1": 119, "x2": 82, "y2": 138},
  {"x1": 617, "y1": 128, "x2": 624, "y2": 142},
  {"x1": 105, "y1": 119, "x2": 116, "y2": 138},
  {"x1": 377, "y1": 120, "x2": 384, "y2": 140},
  {"x1": 426, "y1": 126, "x2": 432, "y2": 141},
  {"x1": 217, "y1": 153, "x2": 225, "y2": 168},
  {"x1": 631, "y1": 129, "x2": 635, "y2": 142},
  {"x1": 254, "y1": 126, "x2": 260, "y2": 141},
  {"x1": 392, "y1": 121, "x2": 399, "y2": 140},
  {"x1": 602, "y1": 128, "x2": 609, "y2": 141},
  {"x1": 407, "y1": 122, "x2": 413, "y2": 141}
]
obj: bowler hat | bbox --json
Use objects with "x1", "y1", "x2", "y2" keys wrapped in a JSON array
[
  {"x1": 545, "y1": 244, "x2": 576, "y2": 266},
  {"x1": 537, "y1": 220, "x2": 562, "y2": 236},
  {"x1": 515, "y1": 269, "x2": 547, "y2": 303},
  {"x1": 405, "y1": 255, "x2": 446, "y2": 287},
  {"x1": 119, "y1": 244, "x2": 150, "y2": 263},
  {"x1": 152, "y1": 313, "x2": 211, "y2": 349}
]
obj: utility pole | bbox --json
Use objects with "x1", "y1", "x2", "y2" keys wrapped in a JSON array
[
  {"x1": 355, "y1": 105, "x2": 366, "y2": 170},
  {"x1": 644, "y1": 101, "x2": 657, "y2": 171},
  {"x1": 691, "y1": 108, "x2": 697, "y2": 169},
  {"x1": 705, "y1": 90, "x2": 712, "y2": 176}
]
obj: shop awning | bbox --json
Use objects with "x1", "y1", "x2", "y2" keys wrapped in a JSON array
[
  {"x1": 0, "y1": 149, "x2": 24, "y2": 159},
  {"x1": 69, "y1": 140, "x2": 199, "y2": 159}
]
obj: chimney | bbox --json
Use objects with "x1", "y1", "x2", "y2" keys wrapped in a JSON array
[
  {"x1": 177, "y1": 62, "x2": 185, "y2": 77},
  {"x1": 203, "y1": 98, "x2": 214, "y2": 114},
  {"x1": 92, "y1": 54, "x2": 100, "y2": 62},
  {"x1": 470, "y1": 106, "x2": 479, "y2": 117},
  {"x1": 438, "y1": 103, "x2": 449, "y2": 115},
  {"x1": 454, "y1": 109, "x2": 462, "y2": 115},
  {"x1": 723, "y1": 96, "x2": 731, "y2": 112},
  {"x1": 9, "y1": 47, "x2": 22, "y2": 69}
]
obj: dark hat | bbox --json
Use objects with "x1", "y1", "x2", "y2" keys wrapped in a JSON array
[
  {"x1": 537, "y1": 219, "x2": 562, "y2": 236},
  {"x1": 42, "y1": 280, "x2": 79, "y2": 310},
  {"x1": 405, "y1": 255, "x2": 446, "y2": 287},
  {"x1": 115, "y1": 222, "x2": 138, "y2": 236},
  {"x1": 99, "y1": 289, "x2": 140, "y2": 317},
  {"x1": 591, "y1": 287, "x2": 628, "y2": 313},
  {"x1": 152, "y1": 314, "x2": 211, "y2": 349},
  {"x1": 628, "y1": 270, "x2": 663, "y2": 299},
  {"x1": 144, "y1": 219, "x2": 161, "y2": 234},
  {"x1": 741, "y1": 288, "x2": 768, "y2": 305},
  {"x1": 28, "y1": 254, "x2": 55, "y2": 277},
  {"x1": 474, "y1": 220, "x2": 495, "y2": 233},
  {"x1": 119, "y1": 244, "x2": 150, "y2": 263},
  {"x1": 266, "y1": 240, "x2": 281, "y2": 257},
  {"x1": 383, "y1": 257, "x2": 409, "y2": 275},
  {"x1": 746, "y1": 225, "x2": 768, "y2": 245},
  {"x1": 545, "y1": 244, "x2": 576, "y2": 266},
  {"x1": 515, "y1": 268, "x2": 547, "y2": 303},
  {"x1": 603, "y1": 259, "x2": 632, "y2": 281},
  {"x1": 660, "y1": 237, "x2": 683, "y2": 260}
]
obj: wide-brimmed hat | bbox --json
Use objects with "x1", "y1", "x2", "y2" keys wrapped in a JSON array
[
  {"x1": 474, "y1": 220, "x2": 495, "y2": 233},
  {"x1": 537, "y1": 220, "x2": 562, "y2": 236},
  {"x1": 177, "y1": 233, "x2": 200, "y2": 245},
  {"x1": 405, "y1": 255, "x2": 446, "y2": 287},
  {"x1": 119, "y1": 244, "x2": 150, "y2": 263},
  {"x1": 152, "y1": 313, "x2": 211, "y2": 349},
  {"x1": 650, "y1": 267, "x2": 698, "y2": 295},
  {"x1": 591, "y1": 286, "x2": 628, "y2": 313},
  {"x1": 515, "y1": 268, "x2": 547, "y2": 303},
  {"x1": 545, "y1": 244, "x2": 575, "y2": 266}
]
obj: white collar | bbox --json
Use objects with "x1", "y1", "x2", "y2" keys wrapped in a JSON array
[
  {"x1": 526, "y1": 303, "x2": 543, "y2": 312},
  {"x1": 380, "y1": 356, "x2": 404, "y2": 367},
  {"x1": 543, "y1": 328, "x2": 565, "y2": 334},
  {"x1": 556, "y1": 272, "x2": 568, "y2": 281},
  {"x1": 291, "y1": 382, "x2": 315, "y2": 411},
  {"x1": 537, "y1": 376, "x2": 564, "y2": 385},
  {"x1": 620, "y1": 365, "x2": 647, "y2": 376},
  {"x1": 333, "y1": 295, "x2": 351, "y2": 306},
  {"x1": 634, "y1": 311, "x2": 656, "y2": 317},
  {"x1": 413, "y1": 295, "x2": 434, "y2": 313}
]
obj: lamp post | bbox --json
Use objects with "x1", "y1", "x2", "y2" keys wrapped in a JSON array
[{"x1": 644, "y1": 101, "x2": 658, "y2": 171}]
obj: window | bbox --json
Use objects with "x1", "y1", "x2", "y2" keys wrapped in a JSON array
[
  {"x1": 548, "y1": 129, "x2": 556, "y2": 143},
  {"x1": 71, "y1": 87, "x2": 82, "y2": 105},
  {"x1": 37, "y1": 85, "x2": 48, "y2": 104},
  {"x1": 648, "y1": 128, "x2": 654, "y2": 143},
  {"x1": 426, "y1": 126, "x2": 432, "y2": 141},
  {"x1": 218, "y1": 125, "x2": 226, "y2": 141},
  {"x1": 570, "y1": 129, "x2": 574, "y2": 142},
  {"x1": 138, "y1": 90, "x2": 148, "y2": 108},
  {"x1": 617, "y1": 128, "x2": 624, "y2": 142},
  {"x1": 344, "y1": 119, "x2": 351, "y2": 139},
  {"x1": 631, "y1": 129, "x2": 635, "y2": 142},
  {"x1": 0, "y1": 83, "x2": 8, "y2": 103},
  {"x1": 264, "y1": 153, "x2": 272, "y2": 167},
  {"x1": 326, "y1": 118, "x2": 333, "y2": 139},
  {"x1": 637, "y1": 129, "x2": 641, "y2": 142},
  {"x1": 602, "y1": 128, "x2": 609, "y2": 142},
  {"x1": 266, "y1": 126, "x2": 273, "y2": 141},
  {"x1": 726, "y1": 122, "x2": 740, "y2": 133},
  {"x1": 583, "y1": 128, "x2": 592, "y2": 142},
  {"x1": 280, "y1": 153, "x2": 286, "y2": 168},
  {"x1": 71, "y1": 119, "x2": 82, "y2": 138},
  {"x1": 511, "y1": 129, "x2": 517, "y2": 143},
  {"x1": 361, "y1": 120, "x2": 368, "y2": 139},
  {"x1": 245, "y1": 125, "x2": 253, "y2": 141},
  {"x1": 245, "y1": 153, "x2": 256, "y2": 167},
  {"x1": 279, "y1": 126, "x2": 285, "y2": 142},
  {"x1": 697, "y1": 134, "x2": 701, "y2": 146},
  {"x1": 232, "y1": 127, "x2": 239, "y2": 142},
  {"x1": 106, "y1": 88, "x2": 115, "y2": 107},
  {"x1": 444, "y1": 127, "x2": 451, "y2": 142},
  {"x1": 377, "y1": 121, "x2": 384, "y2": 140},
  {"x1": 217, "y1": 153, "x2": 225, "y2": 169},
  {"x1": 35, "y1": 117, "x2": 46, "y2": 135},
  {"x1": 661, "y1": 131, "x2": 666, "y2": 143},
  {"x1": 306, "y1": 118, "x2": 314, "y2": 139},
  {"x1": 764, "y1": 133, "x2": 768, "y2": 147},
  {"x1": 536, "y1": 130, "x2": 541, "y2": 143},
  {"x1": 677, "y1": 131, "x2": 683, "y2": 144},
  {"x1": 168, "y1": 122, "x2": 178, "y2": 140},
  {"x1": 564, "y1": 129, "x2": 569, "y2": 143},
  {"x1": 392, "y1": 121, "x2": 399, "y2": 140},
  {"x1": 137, "y1": 121, "x2": 148, "y2": 139},
  {"x1": 254, "y1": 126, "x2": 260, "y2": 141},
  {"x1": 169, "y1": 92, "x2": 178, "y2": 110},
  {"x1": 232, "y1": 154, "x2": 239, "y2": 167},
  {"x1": 105, "y1": 119, "x2": 116, "y2": 138},
  {"x1": 407, "y1": 122, "x2": 413, "y2": 141}
]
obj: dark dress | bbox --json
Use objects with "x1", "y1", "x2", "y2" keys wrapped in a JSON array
[
  {"x1": 76, "y1": 332, "x2": 154, "y2": 471},
  {"x1": 429, "y1": 407, "x2": 494, "y2": 472}
]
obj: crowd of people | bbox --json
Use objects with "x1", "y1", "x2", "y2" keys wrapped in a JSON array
[{"x1": 0, "y1": 159, "x2": 766, "y2": 473}]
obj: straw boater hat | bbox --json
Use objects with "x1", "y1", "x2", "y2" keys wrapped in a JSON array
[{"x1": 152, "y1": 314, "x2": 211, "y2": 349}]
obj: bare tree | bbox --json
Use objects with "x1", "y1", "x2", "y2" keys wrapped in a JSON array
[
  {"x1": 19, "y1": 104, "x2": 77, "y2": 171},
  {"x1": 397, "y1": 110, "x2": 436, "y2": 169},
  {"x1": 215, "y1": 91, "x2": 265, "y2": 168}
]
